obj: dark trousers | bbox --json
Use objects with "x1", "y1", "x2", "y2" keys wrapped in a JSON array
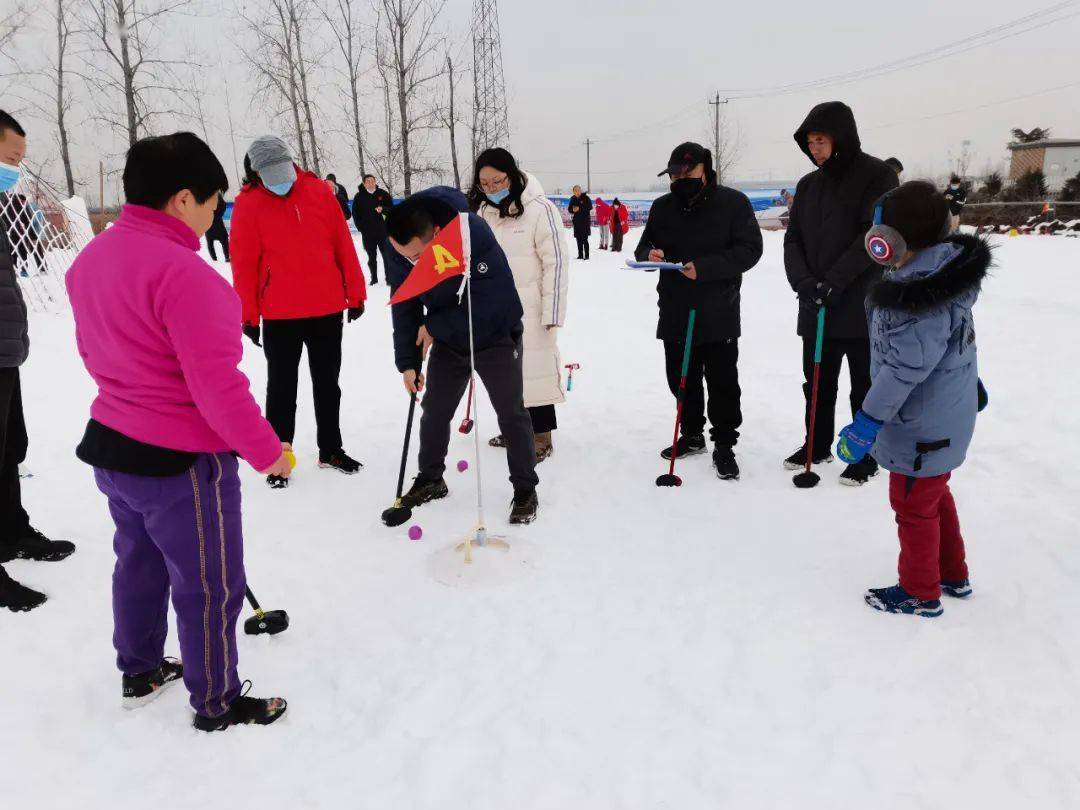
[
  {"x1": 419, "y1": 338, "x2": 538, "y2": 492},
  {"x1": 361, "y1": 232, "x2": 381, "y2": 283},
  {"x1": 206, "y1": 233, "x2": 229, "y2": 262},
  {"x1": 262, "y1": 313, "x2": 344, "y2": 453},
  {"x1": 575, "y1": 236, "x2": 590, "y2": 259},
  {"x1": 663, "y1": 339, "x2": 742, "y2": 447},
  {"x1": 529, "y1": 404, "x2": 557, "y2": 434},
  {"x1": 0, "y1": 367, "x2": 29, "y2": 541},
  {"x1": 611, "y1": 228, "x2": 623, "y2": 252},
  {"x1": 801, "y1": 336, "x2": 871, "y2": 456},
  {"x1": 95, "y1": 454, "x2": 246, "y2": 718},
  {"x1": 890, "y1": 472, "x2": 968, "y2": 601}
]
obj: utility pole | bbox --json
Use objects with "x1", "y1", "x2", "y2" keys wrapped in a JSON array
[
  {"x1": 583, "y1": 138, "x2": 593, "y2": 191},
  {"x1": 709, "y1": 92, "x2": 729, "y2": 183}
]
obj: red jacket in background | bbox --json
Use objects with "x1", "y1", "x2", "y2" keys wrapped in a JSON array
[
  {"x1": 594, "y1": 198, "x2": 612, "y2": 227},
  {"x1": 229, "y1": 168, "x2": 366, "y2": 325},
  {"x1": 609, "y1": 205, "x2": 630, "y2": 235}
]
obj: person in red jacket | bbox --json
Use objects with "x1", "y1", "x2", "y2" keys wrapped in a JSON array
[
  {"x1": 609, "y1": 198, "x2": 630, "y2": 252},
  {"x1": 595, "y1": 197, "x2": 611, "y2": 250},
  {"x1": 229, "y1": 135, "x2": 367, "y2": 488}
]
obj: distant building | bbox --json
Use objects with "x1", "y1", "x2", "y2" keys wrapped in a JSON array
[{"x1": 1007, "y1": 139, "x2": 1080, "y2": 192}]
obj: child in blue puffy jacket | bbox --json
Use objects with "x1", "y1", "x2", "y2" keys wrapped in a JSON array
[{"x1": 836, "y1": 180, "x2": 990, "y2": 618}]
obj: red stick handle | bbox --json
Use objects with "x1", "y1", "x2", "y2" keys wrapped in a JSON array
[{"x1": 805, "y1": 363, "x2": 822, "y2": 473}]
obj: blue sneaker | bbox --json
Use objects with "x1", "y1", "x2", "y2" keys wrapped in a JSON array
[
  {"x1": 941, "y1": 579, "x2": 972, "y2": 599},
  {"x1": 865, "y1": 585, "x2": 943, "y2": 618}
]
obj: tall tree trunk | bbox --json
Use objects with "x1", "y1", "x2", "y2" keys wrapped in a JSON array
[
  {"x1": 288, "y1": 0, "x2": 320, "y2": 175},
  {"x1": 382, "y1": 75, "x2": 394, "y2": 196},
  {"x1": 276, "y1": 2, "x2": 309, "y2": 168},
  {"x1": 56, "y1": 0, "x2": 74, "y2": 196},
  {"x1": 446, "y1": 55, "x2": 459, "y2": 189},
  {"x1": 115, "y1": 2, "x2": 138, "y2": 146},
  {"x1": 396, "y1": 27, "x2": 411, "y2": 195}
]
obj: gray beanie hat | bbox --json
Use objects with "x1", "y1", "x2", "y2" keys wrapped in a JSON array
[{"x1": 247, "y1": 135, "x2": 297, "y2": 187}]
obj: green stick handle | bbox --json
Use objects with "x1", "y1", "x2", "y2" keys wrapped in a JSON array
[{"x1": 813, "y1": 305, "x2": 826, "y2": 363}]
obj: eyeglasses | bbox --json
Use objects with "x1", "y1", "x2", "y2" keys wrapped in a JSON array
[{"x1": 479, "y1": 174, "x2": 509, "y2": 192}]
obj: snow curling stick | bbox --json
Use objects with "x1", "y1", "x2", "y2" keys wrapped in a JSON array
[
  {"x1": 794, "y1": 306, "x2": 827, "y2": 489},
  {"x1": 459, "y1": 376, "x2": 475, "y2": 434},
  {"x1": 243, "y1": 585, "x2": 290, "y2": 636},
  {"x1": 382, "y1": 391, "x2": 419, "y2": 526},
  {"x1": 657, "y1": 309, "x2": 697, "y2": 487}
]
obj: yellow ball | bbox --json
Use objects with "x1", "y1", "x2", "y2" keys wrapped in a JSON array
[{"x1": 284, "y1": 450, "x2": 297, "y2": 470}]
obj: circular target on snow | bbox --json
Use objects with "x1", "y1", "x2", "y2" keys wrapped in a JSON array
[{"x1": 427, "y1": 535, "x2": 540, "y2": 588}]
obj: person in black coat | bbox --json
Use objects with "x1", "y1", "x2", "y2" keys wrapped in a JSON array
[
  {"x1": 944, "y1": 174, "x2": 967, "y2": 231},
  {"x1": 384, "y1": 186, "x2": 539, "y2": 524},
  {"x1": 568, "y1": 185, "x2": 592, "y2": 259},
  {"x1": 325, "y1": 173, "x2": 351, "y2": 219},
  {"x1": 634, "y1": 141, "x2": 763, "y2": 481},
  {"x1": 352, "y1": 174, "x2": 393, "y2": 286},
  {"x1": 783, "y1": 100, "x2": 899, "y2": 485},
  {"x1": 205, "y1": 192, "x2": 229, "y2": 262}
]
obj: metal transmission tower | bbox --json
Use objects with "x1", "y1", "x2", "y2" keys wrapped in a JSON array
[{"x1": 471, "y1": 0, "x2": 510, "y2": 155}]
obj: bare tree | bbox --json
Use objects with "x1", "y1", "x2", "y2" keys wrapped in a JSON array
[
  {"x1": 80, "y1": 0, "x2": 197, "y2": 147},
  {"x1": 373, "y1": 0, "x2": 446, "y2": 196},
  {"x1": 370, "y1": 32, "x2": 398, "y2": 195},
  {"x1": 436, "y1": 51, "x2": 464, "y2": 189},
  {"x1": 0, "y1": 3, "x2": 28, "y2": 54},
  {"x1": 318, "y1": 0, "x2": 368, "y2": 178},
  {"x1": 51, "y1": 0, "x2": 77, "y2": 196}
]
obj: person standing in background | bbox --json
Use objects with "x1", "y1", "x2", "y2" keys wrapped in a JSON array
[
  {"x1": 783, "y1": 101, "x2": 899, "y2": 486},
  {"x1": 610, "y1": 198, "x2": 628, "y2": 252},
  {"x1": 595, "y1": 197, "x2": 611, "y2": 250},
  {"x1": 205, "y1": 192, "x2": 230, "y2": 262},
  {"x1": 944, "y1": 174, "x2": 967, "y2": 232},
  {"x1": 230, "y1": 136, "x2": 367, "y2": 488},
  {"x1": 326, "y1": 173, "x2": 351, "y2": 219},
  {"x1": 352, "y1": 174, "x2": 393, "y2": 286},
  {"x1": 568, "y1": 185, "x2": 592, "y2": 260},
  {"x1": 0, "y1": 110, "x2": 75, "y2": 614},
  {"x1": 470, "y1": 148, "x2": 568, "y2": 463},
  {"x1": 884, "y1": 157, "x2": 904, "y2": 179}
]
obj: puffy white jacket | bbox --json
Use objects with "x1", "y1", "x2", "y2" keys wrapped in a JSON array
[{"x1": 478, "y1": 174, "x2": 568, "y2": 408}]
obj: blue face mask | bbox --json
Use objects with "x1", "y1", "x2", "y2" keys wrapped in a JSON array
[
  {"x1": 266, "y1": 181, "x2": 294, "y2": 196},
  {"x1": 0, "y1": 162, "x2": 21, "y2": 193},
  {"x1": 486, "y1": 187, "x2": 510, "y2": 204}
]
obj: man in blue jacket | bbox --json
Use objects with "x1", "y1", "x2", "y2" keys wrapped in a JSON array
[{"x1": 384, "y1": 187, "x2": 539, "y2": 524}]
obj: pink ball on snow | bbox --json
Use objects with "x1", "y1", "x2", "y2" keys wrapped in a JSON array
[
  {"x1": 408, "y1": 525, "x2": 423, "y2": 541},
  {"x1": 457, "y1": 459, "x2": 469, "y2": 472}
]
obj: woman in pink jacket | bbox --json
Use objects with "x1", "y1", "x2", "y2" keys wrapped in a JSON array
[{"x1": 66, "y1": 133, "x2": 288, "y2": 733}]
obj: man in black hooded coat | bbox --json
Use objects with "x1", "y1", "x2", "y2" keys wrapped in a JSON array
[{"x1": 783, "y1": 101, "x2": 898, "y2": 486}]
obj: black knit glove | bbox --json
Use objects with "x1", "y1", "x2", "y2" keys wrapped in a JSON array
[
  {"x1": 242, "y1": 324, "x2": 261, "y2": 346},
  {"x1": 347, "y1": 305, "x2": 365, "y2": 323}
]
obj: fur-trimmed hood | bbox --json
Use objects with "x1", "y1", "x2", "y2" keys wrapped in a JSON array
[{"x1": 868, "y1": 233, "x2": 991, "y2": 313}]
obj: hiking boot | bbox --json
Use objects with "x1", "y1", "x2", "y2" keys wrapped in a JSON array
[
  {"x1": 865, "y1": 584, "x2": 943, "y2": 618},
  {"x1": 783, "y1": 445, "x2": 833, "y2": 471},
  {"x1": 123, "y1": 658, "x2": 183, "y2": 709},
  {"x1": 401, "y1": 476, "x2": 449, "y2": 509},
  {"x1": 535, "y1": 431, "x2": 553, "y2": 463},
  {"x1": 712, "y1": 446, "x2": 740, "y2": 481},
  {"x1": 941, "y1": 579, "x2": 973, "y2": 599},
  {"x1": 192, "y1": 681, "x2": 287, "y2": 732},
  {"x1": 660, "y1": 434, "x2": 706, "y2": 461},
  {"x1": 839, "y1": 456, "x2": 879, "y2": 486},
  {"x1": 488, "y1": 435, "x2": 507, "y2": 448},
  {"x1": 318, "y1": 449, "x2": 362, "y2": 474},
  {"x1": 0, "y1": 526, "x2": 75, "y2": 563},
  {"x1": 0, "y1": 566, "x2": 47, "y2": 612},
  {"x1": 509, "y1": 489, "x2": 539, "y2": 525}
]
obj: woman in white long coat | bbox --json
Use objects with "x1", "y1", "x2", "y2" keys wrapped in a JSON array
[{"x1": 469, "y1": 148, "x2": 568, "y2": 462}]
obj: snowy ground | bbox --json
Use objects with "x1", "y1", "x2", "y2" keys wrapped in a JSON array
[{"x1": 5, "y1": 229, "x2": 1080, "y2": 809}]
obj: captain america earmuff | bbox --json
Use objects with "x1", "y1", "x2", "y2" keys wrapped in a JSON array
[{"x1": 864, "y1": 187, "x2": 951, "y2": 267}]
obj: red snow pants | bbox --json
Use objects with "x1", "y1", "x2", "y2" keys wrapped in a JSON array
[{"x1": 889, "y1": 472, "x2": 969, "y2": 601}]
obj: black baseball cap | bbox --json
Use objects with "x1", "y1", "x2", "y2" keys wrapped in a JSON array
[{"x1": 658, "y1": 142, "x2": 709, "y2": 177}]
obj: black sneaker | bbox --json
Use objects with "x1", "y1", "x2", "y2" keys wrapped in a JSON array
[
  {"x1": 266, "y1": 474, "x2": 289, "y2": 489},
  {"x1": 0, "y1": 526, "x2": 75, "y2": 562},
  {"x1": 783, "y1": 445, "x2": 834, "y2": 471},
  {"x1": 401, "y1": 476, "x2": 449, "y2": 509},
  {"x1": 122, "y1": 658, "x2": 183, "y2": 709},
  {"x1": 509, "y1": 489, "x2": 539, "y2": 525},
  {"x1": 660, "y1": 434, "x2": 707, "y2": 461},
  {"x1": 192, "y1": 681, "x2": 287, "y2": 732},
  {"x1": 0, "y1": 567, "x2": 47, "y2": 612},
  {"x1": 712, "y1": 446, "x2": 740, "y2": 481},
  {"x1": 839, "y1": 456, "x2": 879, "y2": 486},
  {"x1": 318, "y1": 449, "x2": 362, "y2": 474}
]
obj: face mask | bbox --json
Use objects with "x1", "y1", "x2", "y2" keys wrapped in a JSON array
[
  {"x1": 0, "y1": 162, "x2": 21, "y2": 193},
  {"x1": 671, "y1": 177, "x2": 704, "y2": 205},
  {"x1": 486, "y1": 188, "x2": 510, "y2": 204},
  {"x1": 266, "y1": 181, "x2": 294, "y2": 196}
]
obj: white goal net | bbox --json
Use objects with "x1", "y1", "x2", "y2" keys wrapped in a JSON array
[{"x1": 0, "y1": 171, "x2": 94, "y2": 313}]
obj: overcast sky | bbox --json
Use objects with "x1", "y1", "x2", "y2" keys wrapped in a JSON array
[{"x1": 5, "y1": 0, "x2": 1080, "y2": 199}]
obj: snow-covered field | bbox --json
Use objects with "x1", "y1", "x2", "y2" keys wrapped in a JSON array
[{"x1": 5, "y1": 229, "x2": 1079, "y2": 809}]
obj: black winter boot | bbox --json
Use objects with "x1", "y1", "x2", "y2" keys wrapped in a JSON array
[{"x1": 0, "y1": 565, "x2": 47, "y2": 612}]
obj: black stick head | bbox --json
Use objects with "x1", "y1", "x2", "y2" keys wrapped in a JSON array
[
  {"x1": 793, "y1": 471, "x2": 821, "y2": 489},
  {"x1": 458, "y1": 418, "x2": 474, "y2": 435},
  {"x1": 244, "y1": 609, "x2": 289, "y2": 636},
  {"x1": 656, "y1": 474, "x2": 683, "y2": 487},
  {"x1": 382, "y1": 504, "x2": 413, "y2": 527}
]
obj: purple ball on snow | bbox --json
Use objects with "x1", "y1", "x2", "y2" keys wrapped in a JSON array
[
  {"x1": 408, "y1": 525, "x2": 423, "y2": 541},
  {"x1": 457, "y1": 459, "x2": 469, "y2": 472}
]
